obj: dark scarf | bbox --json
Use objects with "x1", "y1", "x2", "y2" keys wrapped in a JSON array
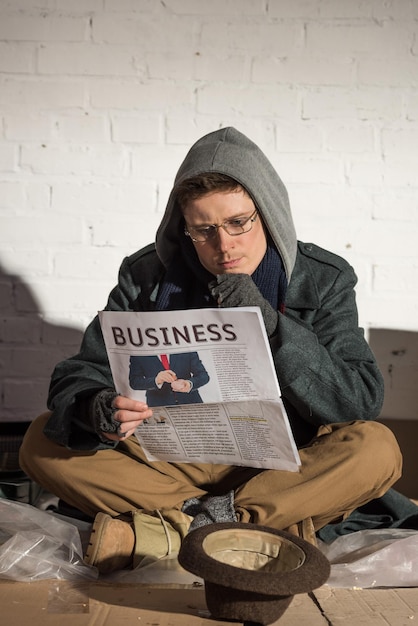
[{"x1": 156, "y1": 230, "x2": 287, "y2": 312}]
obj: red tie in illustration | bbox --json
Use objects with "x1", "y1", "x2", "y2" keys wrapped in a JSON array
[{"x1": 160, "y1": 354, "x2": 170, "y2": 370}]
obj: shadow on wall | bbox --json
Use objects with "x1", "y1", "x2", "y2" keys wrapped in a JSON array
[{"x1": 0, "y1": 259, "x2": 83, "y2": 424}]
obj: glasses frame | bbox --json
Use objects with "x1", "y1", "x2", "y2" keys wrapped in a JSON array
[{"x1": 184, "y1": 208, "x2": 258, "y2": 243}]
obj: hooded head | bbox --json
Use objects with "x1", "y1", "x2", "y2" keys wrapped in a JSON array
[{"x1": 155, "y1": 127, "x2": 297, "y2": 282}]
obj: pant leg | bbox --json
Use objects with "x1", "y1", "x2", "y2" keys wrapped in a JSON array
[
  {"x1": 19, "y1": 412, "x2": 224, "y2": 518},
  {"x1": 234, "y1": 420, "x2": 402, "y2": 531},
  {"x1": 20, "y1": 415, "x2": 402, "y2": 531}
]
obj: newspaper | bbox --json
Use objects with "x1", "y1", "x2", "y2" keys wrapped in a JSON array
[{"x1": 99, "y1": 307, "x2": 300, "y2": 471}]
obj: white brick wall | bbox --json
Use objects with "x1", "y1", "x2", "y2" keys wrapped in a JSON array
[{"x1": 0, "y1": 0, "x2": 417, "y2": 421}]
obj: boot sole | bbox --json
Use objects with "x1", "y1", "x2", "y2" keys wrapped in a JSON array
[{"x1": 84, "y1": 511, "x2": 110, "y2": 567}]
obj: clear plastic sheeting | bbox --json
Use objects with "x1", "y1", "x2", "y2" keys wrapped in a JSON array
[
  {"x1": 0, "y1": 499, "x2": 97, "y2": 582},
  {"x1": 319, "y1": 528, "x2": 418, "y2": 588}
]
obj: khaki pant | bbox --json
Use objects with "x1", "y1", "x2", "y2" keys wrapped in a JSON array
[{"x1": 20, "y1": 412, "x2": 402, "y2": 532}]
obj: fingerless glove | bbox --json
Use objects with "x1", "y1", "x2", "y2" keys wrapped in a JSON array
[
  {"x1": 209, "y1": 273, "x2": 278, "y2": 337},
  {"x1": 89, "y1": 388, "x2": 120, "y2": 435}
]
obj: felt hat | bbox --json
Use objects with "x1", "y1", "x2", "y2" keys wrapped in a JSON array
[{"x1": 178, "y1": 522, "x2": 330, "y2": 625}]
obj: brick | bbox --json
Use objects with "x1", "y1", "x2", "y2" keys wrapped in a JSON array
[
  {"x1": 267, "y1": 0, "x2": 319, "y2": 18},
  {"x1": 157, "y1": 181, "x2": 174, "y2": 215},
  {"x1": 0, "y1": 216, "x2": 82, "y2": 246},
  {"x1": 103, "y1": 0, "x2": 155, "y2": 11},
  {"x1": 15, "y1": 280, "x2": 46, "y2": 314},
  {"x1": 39, "y1": 43, "x2": 142, "y2": 76},
  {"x1": 345, "y1": 157, "x2": 385, "y2": 186},
  {"x1": 4, "y1": 114, "x2": 52, "y2": 141},
  {"x1": 302, "y1": 87, "x2": 401, "y2": 120},
  {"x1": 165, "y1": 116, "x2": 264, "y2": 145},
  {"x1": 276, "y1": 124, "x2": 323, "y2": 152},
  {"x1": 354, "y1": 220, "x2": 418, "y2": 258},
  {"x1": 197, "y1": 84, "x2": 299, "y2": 117},
  {"x1": 201, "y1": 22, "x2": 302, "y2": 55},
  {"x1": 252, "y1": 54, "x2": 356, "y2": 86},
  {"x1": 89, "y1": 81, "x2": 192, "y2": 112},
  {"x1": 0, "y1": 345, "x2": 12, "y2": 372},
  {"x1": 53, "y1": 113, "x2": 109, "y2": 143},
  {"x1": 289, "y1": 185, "x2": 372, "y2": 220},
  {"x1": 0, "y1": 42, "x2": 35, "y2": 73},
  {"x1": 0, "y1": 14, "x2": 89, "y2": 42},
  {"x1": 57, "y1": 0, "x2": 103, "y2": 10},
  {"x1": 24, "y1": 182, "x2": 51, "y2": 210},
  {"x1": 2, "y1": 249, "x2": 50, "y2": 277},
  {"x1": 42, "y1": 321, "x2": 84, "y2": 347},
  {"x1": 130, "y1": 144, "x2": 188, "y2": 180},
  {"x1": 92, "y1": 13, "x2": 194, "y2": 49},
  {"x1": 372, "y1": 190, "x2": 418, "y2": 222},
  {"x1": 320, "y1": 0, "x2": 418, "y2": 19},
  {"x1": 381, "y1": 128, "x2": 418, "y2": 158},
  {"x1": 0, "y1": 182, "x2": 25, "y2": 208},
  {"x1": 0, "y1": 317, "x2": 42, "y2": 343},
  {"x1": 0, "y1": 0, "x2": 55, "y2": 9},
  {"x1": 233, "y1": 22, "x2": 302, "y2": 54},
  {"x1": 363, "y1": 295, "x2": 418, "y2": 333},
  {"x1": 91, "y1": 217, "x2": 158, "y2": 248},
  {"x1": 53, "y1": 248, "x2": 123, "y2": 280},
  {"x1": 111, "y1": 114, "x2": 161, "y2": 143},
  {"x1": 0, "y1": 281, "x2": 13, "y2": 313},
  {"x1": 10, "y1": 345, "x2": 66, "y2": 377},
  {"x1": 319, "y1": 0, "x2": 384, "y2": 19},
  {"x1": 373, "y1": 263, "x2": 418, "y2": 293},
  {"x1": 20, "y1": 144, "x2": 129, "y2": 177},
  {"x1": 306, "y1": 22, "x2": 410, "y2": 57},
  {"x1": 146, "y1": 52, "x2": 194, "y2": 80},
  {"x1": 3, "y1": 378, "x2": 50, "y2": 411},
  {"x1": 271, "y1": 153, "x2": 343, "y2": 185},
  {"x1": 405, "y1": 91, "x2": 418, "y2": 121},
  {"x1": 160, "y1": 0, "x2": 265, "y2": 16},
  {"x1": 381, "y1": 158, "x2": 418, "y2": 186},
  {"x1": 193, "y1": 53, "x2": 249, "y2": 82},
  {"x1": 0, "y1": 143, "x2": 17, "y2": 172},
  {"x1": 325, "y1": 124, "x2": 375, "y2": 153},
  {"x1": 51, "y1": 181, "x2": 157, "y2": 214},
  {"x1": 358, "y1": 56, "x2": 418, "y2": 87},
  {"x1": 0, "y1": 78, "x2": 85, "y2": 109},
  {"x1": 25, "y1": 278, "x2": 119, "y2": 316}
]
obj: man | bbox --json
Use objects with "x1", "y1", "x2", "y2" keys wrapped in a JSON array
[{"x1": 20, "y1": 127, "x2": 402, "y2": 574}]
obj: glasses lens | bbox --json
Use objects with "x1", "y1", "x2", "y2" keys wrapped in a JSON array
[
  {"x1": 186, "y1": 211, "x2": 257, "y2": 241},
  {"x1": 223, "y1": 212, "x2": 255, "y2": 236}
]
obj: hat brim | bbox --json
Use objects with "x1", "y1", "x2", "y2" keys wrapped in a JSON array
[{"x1": 178, "y1": 522, "x2": 330, "y2": 596}]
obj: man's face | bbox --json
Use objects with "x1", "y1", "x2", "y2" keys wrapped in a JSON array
[{"x1": 182, "y1": 189, "x2": 267, "y2": 276}]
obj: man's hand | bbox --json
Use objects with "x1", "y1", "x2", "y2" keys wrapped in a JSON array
[
  {"x1": 155, "y1": 369, "x2": 177, "y2": 385},
  {"x1": 209, "y1": 273, "x2": 279, "y2": 337},
  {"x1": 102, "y1": 395, "x2": 153, "y2": 442},
  {"x1": 171, "y1": 378, "x2": 192, "y2": 393}
]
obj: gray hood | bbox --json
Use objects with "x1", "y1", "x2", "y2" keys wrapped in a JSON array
[{"x1": 155, "y1": 127, "x2": 297, "y2": 281}]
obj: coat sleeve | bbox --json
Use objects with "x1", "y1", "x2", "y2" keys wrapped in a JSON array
[
  {"x1": 185, "y1": 352, "x2": 210, "y2": 390},
  {"x1": 273, "y1": 245, "x2": 384, "y2": 443},
  {"x1": 44, "y1": 251, "x2": 159, "y2": 450}
]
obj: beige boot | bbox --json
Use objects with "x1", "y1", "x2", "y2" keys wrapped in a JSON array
[
  {"x1": 84, "y1": 509, "x2": 191, "y2": 574},
  {"x1": 132, "y1": 508, "x2": 191, "y2": 568},
  {"x1": 84, "y1": 512, "x2": 135, "y2": 574}
]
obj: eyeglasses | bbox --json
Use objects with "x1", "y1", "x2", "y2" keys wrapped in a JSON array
[{"x1": 184, "y1": 209, "x2": 258, "y2": 242}]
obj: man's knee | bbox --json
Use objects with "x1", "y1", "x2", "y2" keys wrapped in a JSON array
[
  {"x1": 19, "y1": 412, "x2": 52, "y2": 478},
  {"x1": 353, "y1": 420, "x2": 402, "y2": 483}
]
